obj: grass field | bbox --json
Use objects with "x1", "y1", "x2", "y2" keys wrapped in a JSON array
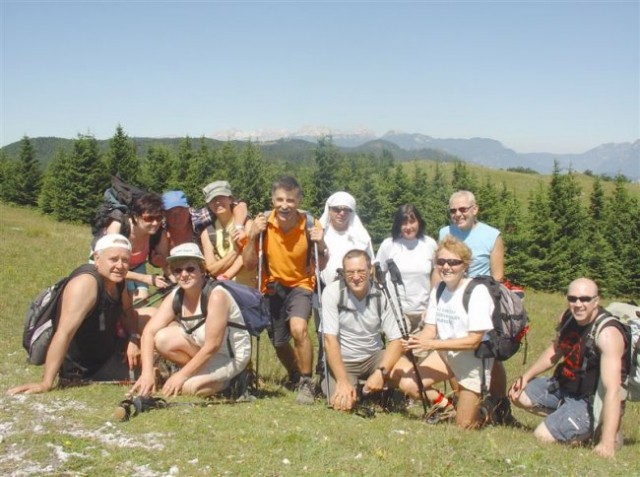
[{"x1": 1, "y1": 202, "x2": 639, "y2": 477}]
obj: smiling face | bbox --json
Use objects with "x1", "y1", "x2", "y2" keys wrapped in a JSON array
[
  {"x1": 400, "y1": 214, "x2": 419, "y2": 240},
  {"x1": 567, "y1": 278, "x2": 600, "y2": 325},
  {"x1": 94, "y1": 247, "x2": 131, "y2": 284},
  {"x1": 343, "y1": 253, "x2": 371, "y2": 300},
  {"x1": 448, "y1": 193, "x2": 478, "y2": 231},
  {"x1": 436, "y1": 248, "x2": 468, "y2": 289},
  {"x1": 170, "y1": 259, "x2": 204, "y2": 290},
  {"x1": 329, "y1": 206, "x2": 352, "y2": 232},
  {"x1": 207, "y1": 195, "x2": 233, "y2": 217},
  {"x1": 271, "y1": 187, "x2": 301, "y2": 227}
]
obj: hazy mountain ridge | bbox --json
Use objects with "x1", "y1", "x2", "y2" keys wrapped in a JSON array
[{"x1": 2, "y1": 131, "x2": 638, "y2": 179}]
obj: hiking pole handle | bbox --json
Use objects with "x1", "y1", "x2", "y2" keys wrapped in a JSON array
[{"x1": 386, "y1": 259, "x2": 404, "y2": 286}]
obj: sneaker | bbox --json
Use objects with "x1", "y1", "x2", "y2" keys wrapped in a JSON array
[
  {"x1": 295, "y1": 376, "x2": 316, "y2": 405},
  {"x1": 424, "y1": 402, "x2": 456, "y2": 424}
]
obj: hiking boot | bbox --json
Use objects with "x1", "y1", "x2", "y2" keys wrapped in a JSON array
[
  {"x1": 284, "y1": 371, "x2": 301, "y2": 391},
  {"x1": 295, "y1": 376, "x2": 316, "y2": 405},
  {"x1": 491, "y1": 397, "x2": 523, "y2": 428},
  {"x1": 424, "y1": 402, "x2": 456, "y2": 424}
]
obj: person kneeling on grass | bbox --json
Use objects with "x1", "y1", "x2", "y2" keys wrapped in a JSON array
[
  {"x1": 8, "y1": 234, "x2": 146, "y2": 395},
  {"x1": 508, "y1": 278, "x2": 627, "y2": 458},
  {"x1": 130, "y1": 242, "x2": 250, "y2": 398},
  {"x1": 390, "y1": 235, "x2": 494, "y2": 429},
  {"x1": 320, "y1": 249, "x2": 403, "y2": 411}
]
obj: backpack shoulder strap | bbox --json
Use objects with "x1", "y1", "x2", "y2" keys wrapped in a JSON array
[
  {"x1": 462, "y1": 277, "x2": 484, "y2": 313},
  {"x1": 435, "y1": 281, "x2": 446, "y2": 304}
]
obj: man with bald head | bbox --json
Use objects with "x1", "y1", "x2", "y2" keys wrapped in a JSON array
[{"x1": 509, "y1": 278, "x2": 628, "y2": 458}]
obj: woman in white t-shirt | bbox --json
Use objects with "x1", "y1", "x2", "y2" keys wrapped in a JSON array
[
  {"x1": 390, "y1": 235, "x2": 494, "y2": 428},
  {"x1": 375, "y1": 204, "x2": 437, "y2": 332}
]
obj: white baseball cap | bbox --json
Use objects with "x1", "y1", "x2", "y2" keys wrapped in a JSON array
[{"x1": 94, "y1": 234, "x2": 132, "y2": 253}]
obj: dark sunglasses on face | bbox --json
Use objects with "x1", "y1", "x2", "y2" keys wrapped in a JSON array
[
  {"x1": 141, "y1": 214, "x2": 163, "y2": 223},
  {"x1": 448, "y1": 206, "x2": 473, "y2": 215},
  {"x1": 567, "y1": 295, "x2": 597, "y2": 304},
  {"x1": 330, "y1": 206, "x2": 352, "y2": 214},
  {"x1": 172, "y1": 266, "x2": 198, "y2": 275},
  {"x1": 436, "y1": 258, "x2": 464, "y2": 267}
]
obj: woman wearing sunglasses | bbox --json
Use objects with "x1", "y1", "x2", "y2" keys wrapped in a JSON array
[
  {"x1": 130, "y1": 242, "x2": 251, "y2": 398},
  {"x1": 103, "y1": 192, "x2": 171, "y2": 302},
  {"x1": 375, "y1": 204, "x2": 438, "y2": 333},
  {"x1": 391, "y1": 235, "x2": 494, "y2": 429}
]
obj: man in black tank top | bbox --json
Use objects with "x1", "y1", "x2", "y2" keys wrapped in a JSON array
[
  {"x1": 8, "y1": 234, "x2": 143, "y2": 395},
  {"x1": 508, "y1": 278, "x2": 628, "y2": 458}
]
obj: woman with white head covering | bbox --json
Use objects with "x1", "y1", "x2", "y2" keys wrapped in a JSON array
[{"x1": 319, "y1": 191, "x2": 374, "y2": 284}]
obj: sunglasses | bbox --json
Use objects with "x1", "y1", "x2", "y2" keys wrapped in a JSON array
[
  {"x1": 567, "y1": 295, "x2": 597, "y2": 304},
  {"x1": 172, "y1": 265, "x2": 198, "y2": 275},
  {"x1": 436, "y1": 258, "x2": 464, "y2": 267},
  {"x1": 330, "y1": 206, "x2": 352, "y2": 214},
  {"x1": 448, "y1": 206, "x2": 473, "y2": 215},
  {"x1": 140, "y1": 214, "x2": 163, "y2": 223}
]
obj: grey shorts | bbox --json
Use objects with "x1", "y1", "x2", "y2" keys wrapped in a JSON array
[
  {"x1": 524, "y1": 377, "x2": 592, "y2": 442},
  {"x1": 320, "y1": 350, "x2": 384, "y2": 397},
  {"x1": 267, "y1": 285, "x2": 313, "y2": 347}
]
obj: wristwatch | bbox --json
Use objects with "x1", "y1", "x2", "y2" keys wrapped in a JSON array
[{"x1": 377, "y1": 366, "x2": 389, "y2": 380}]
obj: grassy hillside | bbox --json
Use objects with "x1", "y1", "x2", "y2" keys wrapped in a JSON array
[{"x1": 1, "y1": 203, "x2": 638, "y2": 476}]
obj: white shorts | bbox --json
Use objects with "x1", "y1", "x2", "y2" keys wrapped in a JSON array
[{"x1": 439, "y1": 350, "x2": 493, "y2": 394}]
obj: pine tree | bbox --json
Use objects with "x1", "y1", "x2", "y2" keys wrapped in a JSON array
[
  {"x1": 583, "y1": 178, "x2": 618, "y2": 296},
  {"x1": 140, "y1": 145, "x2": 173, "y2": 193},
  {"x1": 389, "y1": 163, "x2": 414, "y2": 208},
  {"x1": 235, "y1": 142, "x2": 271, "y2": 215},
  {"x1": 0, "y1": 151, "x2": 19, "y2": 202},
  {"x1": 49, "y1": 135, "x2": 107, "y2": 223},
  {"x1": 475, "y1": 177, "x2": 501, "y2": 229},
  {"x1": 169, "y1": 136, "x2": 195, "y2": 190},
  {"x1": 39, "y1": 148, "x2": 72, "y2": 215},
  {"x1": 13, "y1": 136, "x2": 42, "y2": 206},
  {"x1": 184, "y1": 137, "x2": 215, "y2": 206},
  {"x1": 310, "y1": 137, "x2": 339, "y2": 216},
  {"x1": 525, "y1": 185, "x2": 555, "y2": 290},
  {"x1": 451, "y1": 161, "x2": 477, "y2": 192},
  {"x1": 425, "y1": 162, "x2": 452, "y2": 239},
  {"x1": 105, "y1": 125, "x2": 139, "y2": 182}
]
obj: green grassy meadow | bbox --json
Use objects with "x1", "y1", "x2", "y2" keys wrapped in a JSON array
[{"x1": 1, "y1": 202, "x2": 639, "y2": 476}]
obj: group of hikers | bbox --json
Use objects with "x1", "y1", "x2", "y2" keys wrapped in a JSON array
[{"x1": 7, "y1": 175, "x2": 633, "y2": 458}]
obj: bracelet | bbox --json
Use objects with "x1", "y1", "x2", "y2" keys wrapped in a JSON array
[
  {"x1": 151, "y1": 275, "x2": 157, "y2": 287},
  {"x1": 235, "y1": 224, "x2": 245, "y2": 230}
]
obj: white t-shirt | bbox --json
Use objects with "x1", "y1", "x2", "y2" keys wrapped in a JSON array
[
  {"x1": 321, "y1": 227, "x2": 374, "y2": 284},
  {"x1": 321, "y1": 280, "x2": 402, "y2": 363},
  {"x1": 375, "y1": 236, "x2": 438, "y2": 314},
  {"x1": 425, "y1": 278, "x2": 494, "y2": 340}
]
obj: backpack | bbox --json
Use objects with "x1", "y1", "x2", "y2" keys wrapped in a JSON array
[
  {"x1": 593, "y1": 304, "x2": 640, "y2": 402},
  {"x1": 172, "y1": 278, "x2": 270, "y2": 337},
  {"x1": 22, "y1": 266, "x2": 106, "y2": 365},
  {"x1": 436, "y1": 275, "x2": 530, "y2": 362},
  {"x1": 91, "y1": 175, "x2": 147, "y2": 239},
  {"x1": 22, "y1": 277, "x2": 70, "y2": 365}
]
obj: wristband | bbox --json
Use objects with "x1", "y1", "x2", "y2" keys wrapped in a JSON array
[{"x1": 377, "y1": 366, "x2": 389, "y2": 380}]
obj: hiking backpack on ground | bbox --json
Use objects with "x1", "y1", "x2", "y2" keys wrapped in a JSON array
[
  {"x1": 436, "y1": 275, "x2": 530, "y2": 362},
  {"x1": 91, "y1": 175, "x2": 147, "y2": 239}
]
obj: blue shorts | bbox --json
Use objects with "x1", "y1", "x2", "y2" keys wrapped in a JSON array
[
  {"x1": 523, "y1": 377, "x2": 592, "y2": 442},
  {"x1": 126, "y1": 262, "x2": 149, "y2": 292}
]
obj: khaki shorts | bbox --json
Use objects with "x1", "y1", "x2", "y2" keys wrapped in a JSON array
[{"x1": 439, "y1": 349, "x2": 493, "y2": 394}]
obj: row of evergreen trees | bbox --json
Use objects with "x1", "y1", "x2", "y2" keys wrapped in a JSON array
[{"x1": 1, "y1": 126, "x2": 638, "y2": 298}]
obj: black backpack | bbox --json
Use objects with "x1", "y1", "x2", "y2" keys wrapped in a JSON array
[
  {"x1": 436, "y1": 276, "x2": 529, "y2": 362},
  {"x1": 22, "y1": 267, "x2": 105, "y2": 365},
  {"x1": 91, "y1": 175, "x2": 147, "y2": 239},
  {"x1": 172, "y1": 278, "x2": 270, "y2": 337}
]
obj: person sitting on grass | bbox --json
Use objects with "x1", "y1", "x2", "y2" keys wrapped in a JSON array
[
  {"x1": 130, "y1": 242, "x2": 251, "y2": 398},
  {"x1": 509, "y1": 278, "x2": 628, "y2": 459},
  {"x1": 8, "y1": 234, "x2": 145, "y2": 395},
  {"x1": 320, "y1": 249, "x2": 403, "y2": 411},
  {"x1": 391, "y1": 235, "x2": 494, "y2": 428}
]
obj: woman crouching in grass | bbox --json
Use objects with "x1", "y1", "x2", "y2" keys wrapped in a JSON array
[
  {"x1": 130, "y1": 242, "x2": 250, "y2": 398},
  {"x1": 390, "y1": 235, "x2": 494, "y2": 429}
]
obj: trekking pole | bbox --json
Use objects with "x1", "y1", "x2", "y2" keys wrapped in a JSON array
[
  {"x1": 255, "y1": 230, "x2": 264, "y2": 392},
  {"x1": 374, "y1": 263, "x2": 430, "y2": 416},
  {"x1": 132, "y1": 282, "x2": 177, "y2": 310},
  {"x1": 313, "y1": 241, "x2": 331, "y2": 406},
  {"x1": 386, "y1": 259, "x2": 410, "y2": 337}
]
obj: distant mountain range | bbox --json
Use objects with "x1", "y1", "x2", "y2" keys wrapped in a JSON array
[
  {"x1": 3, "y1": 129, "x2": 639, "y2": 180},
  {"x1": 212, "y1": 128, "x2": 638, "y2": 179}
]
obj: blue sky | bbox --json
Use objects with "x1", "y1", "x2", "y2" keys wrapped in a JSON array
[{"x1": 2, "y1": 1, "x2": 638, "y2": 153}]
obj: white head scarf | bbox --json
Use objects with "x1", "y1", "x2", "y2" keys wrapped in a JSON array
[{"x1": 320, "y1": 191, "x2": 372, "y2": 247}]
